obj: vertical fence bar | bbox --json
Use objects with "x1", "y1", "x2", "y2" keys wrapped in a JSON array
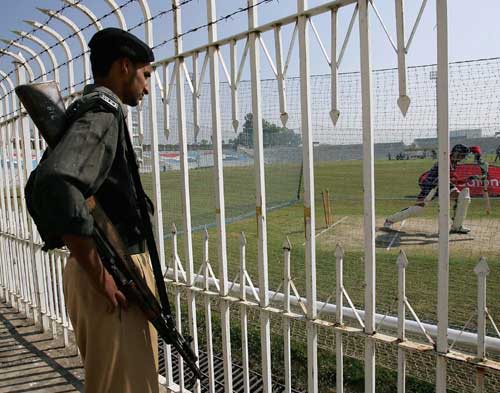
[
  {"x1": 15, "y1": 61, "x2": 40, "y2": 324},
  {"x1": 330, "y1": 8, "x2": 340, "y2": 125},
  {"x1": 55, "y1": 254, "x2": 69, "y2": 346},
  {"x1": 397, "y1": 250, "x2": 408, "y2": 393},
  {"x1": 46, "y1": 253, "x2": 57, "y2": 336},
  {"x1": 39, "y1": 252, "x2": 51, "y2": 330},
  {"x1": 8, "y1": 103, "x2": 22, "y2": 310},
  {"x1": 230, "y1": 40, "x2": 239, "y2": 131},
  {"x1": 240, "y1": 233, "x2": 250, "y2": 393},
  {"x1": 248, "y1": 1, "x2": 272, "y2": 391},
  {"x1": 8, "y1": 114, "x2": 22, "y2": 311},
  {"x1": 206, "y1": 0, "x2": 233, "y2": 391},
  {"x1": 192, "y1": 52, "x2": 200, "y2": 141},
  {"x1": 138, "y1": 0, "x2": 166, "y2": 269},
  {"x1": 474, "y1": 257, "x2": 489, "y2": 393},
  {"x1": 395, "y1": 0, "x2": 410, "y2": 115},
  {"x1": 335, "y1": 245, "x2": 344, "y2": 393},
  {"x1": 436, "y1": 0, "x2": 449, "y2": 391},
  {"x1": 17, "y1": 63, "x2": 49, "y2": 328},
  {"x1": 0, "y1": 91, "x2": 12, "y2": 302},
  {"x1": 170, "y1": 3, "x2": 199, "y2": 391},
  {"x1": 2, "y1": 105, "x2": 15, "y2": 305},
  {"x1": 283, "y1": 238, "x2": 292, "y2": 393},
  {"x1": 1, "y1": 88, "x2": 16, "y2": 307},
  {"x1": 202, "y1": 230, "x2": 215, "y2": 393},
  {"x1": 162, "y1": 230, "x2": 173, "y2": 387},
  {"x1": 297, "y1": 1, "x2": 318, "y2": 392},
  {"x1": 358, "y1": 1, "x2": 376, "y2": 392},
  {"x1": 11, "y1": 83, "x2": 29, "y2": 316},
  {"x1": 171, "y1": 224, "x2": 184, "y2": 389},
  {"x1": 162, "y1": 63, "x2": 170, "y2": 141},
  {"x1": 274, "y1": 25, "x2": 288, "y2": 126},
  {"x1": 50, "y1": 252, "x2": 61, "y2": 328},
  {"x1": 0, "y1": 97, "x2": 8, "y2": 301}
]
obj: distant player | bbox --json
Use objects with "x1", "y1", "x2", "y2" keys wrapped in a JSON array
[
  {"x1": 470, "y1": 145, "x2": 491, "y2": 214},
  {"x1": 383, "y1": 144, "x2": 471, "y2": 234},
  {"x1": 470, "y1": 146, "x2": 488, "y2": 181},
  {"x1": 495, "y1": 145, "x2": 500, "y2": 162}
]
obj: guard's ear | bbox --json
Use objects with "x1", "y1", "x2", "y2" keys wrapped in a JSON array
[{"x1": 118, "y1": 57, "x2": 133, "y2": 76}]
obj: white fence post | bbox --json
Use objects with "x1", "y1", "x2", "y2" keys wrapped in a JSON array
[
  {"x1": 397, "y1": 250, "x2": 409, "y2": 393},
  {"x1": 0, "y1": 83, "x2": 11, "y2": 302},
  {"x1": 171, "y1": 223, "x2": 185, "y2": 389},
  {"x1": 297, "y1": 0, "x2": 318, "y2": 391},
  {"x1": 335, "y1": 245, "x2": 344, "y2": 393},
  {"x1": 240, "y1": 232, "x2": 250, "y2": 393},
  {"x1": 283, "y1": 237, "x2": 292, "y2": 393},
  {"x1": 474, "y1": 257, "x2": 489, "y2": 393},
  {"x1": 330, "y1": 8, "x2": 340, "y2": 125},
  {"x1": 202, "y1": 229, "x2": 215, "y2": 393},
  {"x1": 436, "y1": 0, "x2": 450, "y2": 391},
  {"x1": 358, "y1": 0, "x2": 376, "y2": 392},
  {"x1": 248, "y1": 1, "x2": 272, "y2": 391},
  {"x1": 13, "y1": 59, "x2": 38, "y2": 323},
  {"x1": 395, "y1": 0, "x2": 410, "y2": 115},
  {"x1": 0, "y1": 92, "x2": 8, "y2": 301},
  {"x1": 205, "y1": 1, "x2": 233, "y2": 390}
]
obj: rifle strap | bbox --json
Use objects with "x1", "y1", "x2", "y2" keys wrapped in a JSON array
[{"x1": 119, "y1": 109, "x2": 173, "y2": 317}]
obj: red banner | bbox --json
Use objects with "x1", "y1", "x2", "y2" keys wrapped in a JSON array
[{"x1": 449, "y1": 164, "x2": 500, "y2": 197}]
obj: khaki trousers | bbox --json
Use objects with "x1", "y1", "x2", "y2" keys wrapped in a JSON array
[{"x1": 63, "y1": 252, "x2": 159, "y2": 393}]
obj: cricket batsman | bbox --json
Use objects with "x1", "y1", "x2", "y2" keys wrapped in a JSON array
[{"x1": 383, "y1": 144, "x2": 472, "y2": 234}]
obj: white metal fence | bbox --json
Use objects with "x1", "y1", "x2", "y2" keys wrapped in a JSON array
[{"x1": 0, "y1": 1, "x2": 499, "y2": 392}]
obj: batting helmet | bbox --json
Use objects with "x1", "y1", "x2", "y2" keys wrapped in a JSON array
[{"x1": 451, "y1": 144, "x2": 470, "y2": 155}]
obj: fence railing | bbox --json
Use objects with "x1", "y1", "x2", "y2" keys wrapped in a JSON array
[{"x1": 1, "y1": 1, "x2": 500, "y2": 392}]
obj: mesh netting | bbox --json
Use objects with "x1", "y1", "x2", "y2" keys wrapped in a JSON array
[{"x1": 139, "y1": 57, "x2": 500, "y2": 349}]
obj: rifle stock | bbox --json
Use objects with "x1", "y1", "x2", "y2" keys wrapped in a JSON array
[
  {"x1": 16, "y1": 82, "x2": 203, "y2": 389},
  {"x1": 88, "y1": 197, "x2": 201, "y2": 386}
]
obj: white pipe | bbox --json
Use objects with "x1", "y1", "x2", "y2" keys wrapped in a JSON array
[
  {"x1": 62, "y1": 0, "x2": 103, "y2": 30},
  {"x1": 168, "y1": 270, "x2": 500, "y2": 354},
  {"x1": 0, "y1": 39, "x2": 47, "y2": 80},
  {"x1": 24, "y1": 20, "x2": 75, "y2": 93},
  {"x1": 11, "y1": 31, "x2": 57, "y2": 82},
  {"x1": 36, "y1": 8, "x2": 91, "y2": 85}
]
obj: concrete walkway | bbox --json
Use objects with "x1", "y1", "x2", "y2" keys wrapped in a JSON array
[{"x1": 0, "y1": 302, "x2": 84, "y2": 392}]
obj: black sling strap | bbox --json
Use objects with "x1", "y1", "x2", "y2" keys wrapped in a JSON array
[{"x1": 120, "y1": 111, "x2": 173, "y2": 317}]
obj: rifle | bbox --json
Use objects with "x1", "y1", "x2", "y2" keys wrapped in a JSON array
[{"x1": 16, "y1": 81, "x2": 203, "y2": 388}]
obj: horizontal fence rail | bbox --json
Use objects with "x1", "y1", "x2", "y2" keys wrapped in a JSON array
[{"x1": 0, "y1": 1, "x2": 500, "y2": 393}]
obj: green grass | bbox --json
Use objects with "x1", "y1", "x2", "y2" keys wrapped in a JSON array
[
  {"x1": 144, "y1": 158, "x2": 499, "y2": 391},
  {"x1": 142, "y1": 158, "x2": 500, "y2": 330}
]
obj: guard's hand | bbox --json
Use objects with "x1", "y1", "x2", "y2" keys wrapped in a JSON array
[
  {"x1": 102, "y1": 270, "x2": 128, "y2": 312},
  {"x1": 62, "y1": 234, "x2": 128, "y2": 312}
]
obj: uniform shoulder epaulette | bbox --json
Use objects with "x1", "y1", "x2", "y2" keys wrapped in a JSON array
[
  {"x1": 97, "y1": 93, "x2": 120, "y2": 112},
  {"x1": 65, "y1": 91, "x2": 122, "y2": 124}
]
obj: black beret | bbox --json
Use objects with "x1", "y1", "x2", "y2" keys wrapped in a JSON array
[{"x1": 89, "y1": 27, "x2": 154, "y2": 64}]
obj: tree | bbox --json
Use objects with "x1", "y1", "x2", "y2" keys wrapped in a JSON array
[{"x1": 234, "y1": 113, "x2": 301, "y2": 148}]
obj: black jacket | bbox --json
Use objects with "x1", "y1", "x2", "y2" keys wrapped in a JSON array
[{"x1": 25, "y1": 85, "x2": 151, "y2": 250}]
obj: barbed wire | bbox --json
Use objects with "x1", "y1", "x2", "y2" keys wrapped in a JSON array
[
  {"x1": 0, "y1": 0, "x2": 138, "y2": 87},
  {"x1": 0, "y1": 0, "x2": 278, "y2": 108},
  {"x1": 128, "y1": 0, "x2": 196, "y2": 33},
  {"x1": 63, "y1": 0, "x2": 277, "y2": 92},
  {"x1": 152, "y1": 0, "x2": 276, "y2": 51},
  {"x1": 0, "y1": 0, "x2": 197, "y2": 92},
  {"x1": 0, "y1": 1, "x2": 81, "y2": 60}
]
